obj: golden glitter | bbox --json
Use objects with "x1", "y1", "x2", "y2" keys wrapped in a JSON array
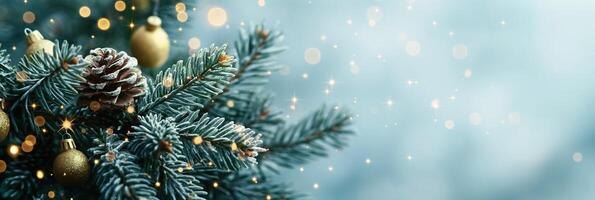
[
  {"x1": 23, "y1": 11, "x2": 35, "y2": 23},
  {"x1": 114, "y1": 1, "x2": 126, "y2": 12},
  {"x1": 79, "y1": 6, "x2": 91, "y2": 18},
  {"x1": 106, "y1": 128, "x2": 114, "y2": 135},
  {"x1": 177, "y1": 167, "x2": 183, "y2": 173},
  {"x1": 192, "y1": 136, "x2": 203, "y2": 144},
  {"x1": 16, "y1": 71, "x2": 28, "y2": 82},
  {"x1": 97, "y1": 18, "x2": 111, "y2": 31},
  {"x1": 36, "y1": 169, "x2": 44, "y2": 179},
  {"x1": 0, "y1": 160, "x2": 6, "y2": 173},
  {"x1": 8, "y1": 144, "x2": 19, "y2": 158},
  {"x1": 89, "y1": 101, "x2": 101, "y2": 111},
  {"x1": 251, "y1": 176, "x2": 258, "y2": 183},
  {"x1": 34, "y1": 115, "x2": 46, "y2": 127}
]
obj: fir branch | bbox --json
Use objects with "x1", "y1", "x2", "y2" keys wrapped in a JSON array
[
  {"x1": 90, "y1": 134, "x2": 159, "y2": 200},
  {"x1": 201, "y1": 170, "x2": 303, "y2": 200},
  {"x1": 128, "y1": 114, "x2": 185, "y2": 176},
  {"x1": 0, "y1": 169, "x2": 36, "y2": 199},
  {"x1": 159, "y1": 157, "x2": 206, "y2": 200},
  {"x1": 201, "y1": 24, "x2": 285, "y2": 115},
  {"x1": 138, "y1": 44, "x2": 236, "y2": 117},
  {"x1": 8, "y1": 40, "x2": 86, "y2": 133},
  {"x1": 0, "y1": 44, "x2": 15, "y2": 100},
  {"x1": 176, "y1": 112, "x2": 267, "y2": 171},
  {"x1": 260, "y1": 106, "x2": 354, "y2": 171}
]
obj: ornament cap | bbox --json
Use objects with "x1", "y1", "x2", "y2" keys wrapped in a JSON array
[
  {"x1": 24, "y1": 28, "x2": 45, "y2": 45},
  {"x1": 60, "y1": 138, "x2": 77, "y2": 152},
  {"x1": 146, "y1": 16, "x2": 162, "y2": 31}
]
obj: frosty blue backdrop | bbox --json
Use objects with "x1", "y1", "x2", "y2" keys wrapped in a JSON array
[{"x1": 183, "y1": 0, "x2": 595, "y2": 199}]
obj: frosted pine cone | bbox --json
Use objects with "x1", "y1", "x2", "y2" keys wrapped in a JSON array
[{"x1": 78, "y1": 48, "x2": 146, "y2": 109}]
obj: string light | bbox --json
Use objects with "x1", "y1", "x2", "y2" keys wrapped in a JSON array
[
  {"x1": 16, "y1": 71, "x2": 28, "y2": 83},
  {"x1": 212, "y1": 182, "x2": 219, "y2": 188},
  {"x1": 155, "y1": 181, "x2": 161, "y2": 188},
  {"x1": 79, "y1": 6, "x2": 91, "y2": 18},
  {"x1": 230, "y1": 142, "x2": 238, "y2": 151},
  {"x1": 226, "y1": 100, "x2": 235, "y2": 108},
  {"x1": 251, "y1": 176, "x2": 258, "y2": 183},
  {"x1": 313, "y1": 183, "x2": 319, "y2": 189},
  {"x1": 48, "y1": 191, "x2": 56, "y2": 199},
  {"x1": 21, "y1": 140, "x2": 34, "y2": 153}
]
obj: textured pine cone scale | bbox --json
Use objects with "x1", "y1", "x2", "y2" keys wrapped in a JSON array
[{"x1": 78, "y1": 48, "x2": 147, "y2": 109}]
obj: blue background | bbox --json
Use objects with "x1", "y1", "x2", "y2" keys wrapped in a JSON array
[{"x1": 186, "y1": 0, "x2": 595, "y2": 199}]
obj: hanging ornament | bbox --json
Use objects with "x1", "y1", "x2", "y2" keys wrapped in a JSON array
[
  {"x1": 24, "y1": 28, "x2": 55, "y2": 56},
  {"x1": 130, "y1": 16, "x2": 170, "y2": 68},
  {"x1": 53, "y1": 138, "x2": 90, "y2": 186},
  {"x1": 0, "y1": 100, "x2": 9, "y2": 142}
]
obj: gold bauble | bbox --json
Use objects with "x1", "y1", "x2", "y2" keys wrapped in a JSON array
[
  {"x1": 53, "y1": 139, "x2": 90, "y2": 186},
  {"x1": 24, "y1": 28, "x2": 55, "y2": 56},
  {"x1": 130, "y1": 16, "x2": 170, "y2": 68},
  {"x1": 0, "y1": 109, "x2": 9, "y2": 142}
]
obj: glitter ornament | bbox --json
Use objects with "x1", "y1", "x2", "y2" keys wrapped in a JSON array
[
  {"x1": 53, "y1": 138, "x2": 90, "y2": 186},
  {"x1": 130, "y1": 16, "x2": 170, "y2": 68},
  {"x1": 24, "y1": 28, "x2": 54, "y2": 56},
  {"x1": 0, "y1": 108, "x2": 9, "y2": 142}
]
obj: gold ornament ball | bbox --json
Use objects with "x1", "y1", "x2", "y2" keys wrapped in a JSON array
[
  {"x1": 0, "y1": 109, "x2": 9, "y2": 142},
  {"x1": 130, "y1": 16, "x2": 170, "y2": 68},
  {"x1": 53, "y1": 139, "x2": 90, "y2": 186},
  {"x1": 24, "y1": 29, "x2": 54, "y2": 56}
]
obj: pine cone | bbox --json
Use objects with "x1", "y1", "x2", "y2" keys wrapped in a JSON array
[{"x1": 78, "y1": 48, "x2": 146, "y2": 108}]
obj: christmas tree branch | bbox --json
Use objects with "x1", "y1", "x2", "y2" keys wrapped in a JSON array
[
  {"x1": 176, "y1": 112, "x2": 267, "y2": 171},
  {"x1": 8, "y1": 41, "x2": 86, "y2": 133},
  {"x1": 89, "y1": 135, "x2": 159, "y2": 200},
  {"x1": 260, "y1": 106, "x2": 354, "y2": 171},
  {"x1": 138, "y1": 44, "x2": 236, "y2": 117},
  {"x1": 201, "y1": 24, "x2": 285, "y2": 115},
  {"x1": 0, "y1": 44, "x2": 15, "y2": 100}
]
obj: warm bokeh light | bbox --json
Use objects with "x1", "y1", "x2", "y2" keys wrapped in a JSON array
[
  {"x1": 23, "y1": 11, "x2": 35, "y2": 23},
  {"x1": 188, "y1": 37, "x2": 201, "y2": 50},
  {"x1": 258, "y1": 0, "x2": 266, "y2": 7},
  {"x1": 0, "y1": 160, "x2": 6, "y2": 173},
  {"x1": 36, "y1": 169, "x2": 44, "y2": 179},
  {"x1": 193, "y1": 136, "x2": 203, "y2": 144},
  {"x1": 207, "y1": 7, "x2": 228, "y2": 27},
  {"x1": 406, "y1": 40, "x2": 421, "y2": 56},
  {"x1": 97, "y1": 17, "x2": 111, "y2": 31},
  {"x1": 304, "y1": 48, "x2": 321, "y2": 64},
  {"x1": 114, "y1": 1, "x2": 126, "y2": 12},
  {"x1": 452, "y1": 44, "x2": 468, "y2": 59},
  {"x1": 79, "y1": 6, "x2": 91, "y2": 18},
  {"x1": 177, "y1": 12, "x2": 188, "y2": 22},
  {"x1": 175, "y1": 2, "x2": 186, "y2": 12},
  {"x1": 8, "y1": 144, "x2": 19, "y2": 158}
]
